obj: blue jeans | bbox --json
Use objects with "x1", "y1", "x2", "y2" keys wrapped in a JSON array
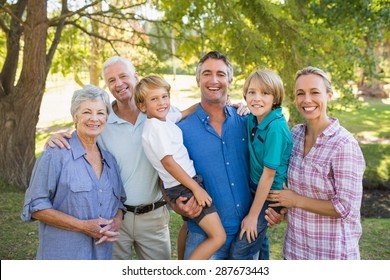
[
  {"x1": 258, "y1": 234, "x2": 269, "y2": 260},
  {"x1": 229, "y1": 199, "x2": 281, "y2": 260},
  {"x1": 184, "y1": 231, "x2": 233, "y2": 260}
]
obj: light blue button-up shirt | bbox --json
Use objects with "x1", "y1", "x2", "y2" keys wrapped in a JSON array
[
  {"x1": 21, "y1": 131, "x2": 126, "y2": 260},
  {"x1": 177, "y1": 105, "x2": 252, "y2": 240}
]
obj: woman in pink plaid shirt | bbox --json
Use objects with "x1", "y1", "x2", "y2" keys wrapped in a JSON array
[{"x1": 268, "y1": 66, "x2": 365, "y2": 259}]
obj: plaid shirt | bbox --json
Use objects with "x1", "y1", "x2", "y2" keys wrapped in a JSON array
[{"x1": 284, "y1": 117, "x2": 365, "y2": 259}]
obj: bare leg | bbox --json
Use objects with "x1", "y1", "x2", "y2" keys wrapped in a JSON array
[
  {"x1": 188, "y1": 212, "x2": 226, "y2": 260},
  {"x1": 177, "y1": 222, "x2": 187, "y2": 260}
]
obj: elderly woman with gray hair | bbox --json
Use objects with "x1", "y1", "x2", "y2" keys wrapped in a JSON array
[{"x1": 21, "y1": 85, "x2": 126, "y2": 260}]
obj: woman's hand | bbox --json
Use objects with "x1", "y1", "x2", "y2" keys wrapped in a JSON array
[
  {"x1": 268, "y1": 184, "x2": 298, "y2": 209},
  {"x1": 82, "y1": 217, "x2": 119, "y2": 244}
]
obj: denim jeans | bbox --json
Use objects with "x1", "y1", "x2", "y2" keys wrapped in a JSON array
[
  {"x1": 184, "y1": 231, "x2": 232, "y2": 260},
  {"x1": 230, "y1": 197, "x2": 283, "y2": 260}
]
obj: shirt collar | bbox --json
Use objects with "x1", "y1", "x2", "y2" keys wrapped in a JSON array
[
  {"x1": 196, "y1": 104, "x2": 232, "y2": 124},
  {"x1": 69, "y1": 131, "x2": 111, "y2": 168},
  {"x1": 252, "y1": 107, "x2": 283, "y2": 130},
  {"x1": 321, "y1": 116, "x2": 339, "y2": 137},
  {"x1": 107, "y1": 101, "x2": 126, "y2": 124},
  {"x1": 107, "y1": 100, "x2": 146, "y2": 128}
]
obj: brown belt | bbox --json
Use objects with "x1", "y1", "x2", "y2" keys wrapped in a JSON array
[{"x1": 125, "y1": 199, "x2": 166, "y2": 215}]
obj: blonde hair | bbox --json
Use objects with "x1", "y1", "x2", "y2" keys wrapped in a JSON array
[
  {"x1": 134, "y1": 75, "x2": 171, "y2": 111},
  {"x1": 243, "y1": 69, "x2": 284, "y2": 109},
  {"x1": 295, "y1": 66, "x2": 333, "y2": 94}
]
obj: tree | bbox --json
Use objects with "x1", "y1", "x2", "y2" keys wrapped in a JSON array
[{"x1": 0, "y1": 0, "x2": 171, "y2": 189}]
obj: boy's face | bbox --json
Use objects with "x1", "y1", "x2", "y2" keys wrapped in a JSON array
[
  {"x1": 139, "y1": 87, "x2": 170, "y2": 121},
  {"x1": 245, "y1": 78, "x2": 274, "y2": 123}
]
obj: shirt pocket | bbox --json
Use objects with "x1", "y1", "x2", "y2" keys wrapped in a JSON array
[
  {"x1": 69, "y1": 181, "x2": 94, "y2": 208},
  {"x1": 310, "y1": 160, "x2": 335, "y2": 198}
]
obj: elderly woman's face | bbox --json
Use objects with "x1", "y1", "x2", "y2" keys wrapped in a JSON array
[{"x1": 73, "y1": 99, "x2": 108, "y2": 139}]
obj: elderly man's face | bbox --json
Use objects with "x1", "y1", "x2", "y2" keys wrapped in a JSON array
[{"x1": 104, "y1": 62, "x2": 138, "y2": 103}]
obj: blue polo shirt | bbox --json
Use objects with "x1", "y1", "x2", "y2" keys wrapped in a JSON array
[
  {"x1": 177, "y1": 105, "x2": 252, "y2": 238},
  {"x1": 248, "y1": 108, "x2": 292, "y2": 191}
]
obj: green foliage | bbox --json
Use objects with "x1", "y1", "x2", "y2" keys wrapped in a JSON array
[{"x1": 155, "y1": 0, "x2": 389, "y2": 124}]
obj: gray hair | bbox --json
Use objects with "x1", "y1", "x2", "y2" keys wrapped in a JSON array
[
  {"x1": 295, "y1": 66, "x2": 333, "y2": 94},
  {"x1": 70, "y1": 85, "x2": 111, "y2": 119},
  {"x1": 101, "y1": 56, "x2": 136, "y2": 83},
  {"x1": 196, "y1": 51, "x2": 234, "y2": 82}
]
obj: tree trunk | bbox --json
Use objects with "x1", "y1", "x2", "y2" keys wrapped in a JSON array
[{"x1": 0, "y1": 0, "x2": 48, "y2": 190}]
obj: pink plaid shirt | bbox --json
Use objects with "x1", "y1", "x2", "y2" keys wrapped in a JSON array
[{"x1": 284, "y1": 117, "x2": 365, "y2": 259}]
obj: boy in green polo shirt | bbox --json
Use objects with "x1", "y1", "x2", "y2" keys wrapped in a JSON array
[{"x1": 230, "y1": 69, "x2": 292, "y2": 260}]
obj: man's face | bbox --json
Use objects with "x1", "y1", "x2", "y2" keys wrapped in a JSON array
[
  {"x1": 104, "y1": 62, "x2": 138, "y2": 103},
  {"x1": 197, "y1": 58, "x2": 232, "y2": 105}
]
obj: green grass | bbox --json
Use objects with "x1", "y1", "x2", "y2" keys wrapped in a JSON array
[
  {"x1": 1, "y1": 177, "x2": 388, "y2": 260},
  {"x1": 330, "y1": 97, "x2": 390, "y2": 188},
  {"x1": 331, "y1": 97, "x2": 390, "y2": 140}
]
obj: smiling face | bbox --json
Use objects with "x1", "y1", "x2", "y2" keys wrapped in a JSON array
[
  {"x1": 139, "y1": 87, "x2": 170, "y2": 121},
  {"x1": 74, "y1": 99, "x2": 108, "y2": 140},
  {"x1": 104, "y1": 62, "x2": 138, "y2": 103},
  {"x1": 197, "y1": 58, "x2": 232, "y2": 105},
  {"x1": 294, "y1": 73, "x2": 332, "y2": 122},
  {"x1": 245, "y1": 78, "x2": 274, "y2": 123}
]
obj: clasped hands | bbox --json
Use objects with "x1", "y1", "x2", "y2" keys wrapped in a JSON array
[{"x1": 87, "y1": 216, "x2": 121, "y2": 245}]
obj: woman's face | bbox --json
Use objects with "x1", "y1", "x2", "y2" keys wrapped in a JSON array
[
  {"x1": 73, "y1": 99, "x2": 107, "y2": 139},
  {"x1": 294, "y1": 74, "x2": 332, "y2": 121}
]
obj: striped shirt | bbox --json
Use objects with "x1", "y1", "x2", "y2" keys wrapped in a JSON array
[{"x1": 284, "y1": 117, "x2": 365, "y2": 259}]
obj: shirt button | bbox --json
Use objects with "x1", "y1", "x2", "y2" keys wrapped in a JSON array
[
  {"x1": 242, "y1": 138, "x2": 245, "y2": 141},
  {"x1": 222, "y1": 141, "x2": 225, "y2": 144},
  {"x1": 98, "y1": 189, "x2": 102, "y2": 192},
  {"x1": 231, "y1": 183, "x2": 235, "y2": 186},
  {"x1": 236, "y1": 204, "x2": 240, "y2": 207},
  {"x1": 226, "y1": 162, "x2": 230, "y2": 165}
]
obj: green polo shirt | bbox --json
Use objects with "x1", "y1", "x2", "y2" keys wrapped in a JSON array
[{"x1": 248, "y1": 108, "x2": 292, "y2": 191}]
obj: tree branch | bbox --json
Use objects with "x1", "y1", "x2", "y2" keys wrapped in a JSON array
[{"x1": 46, "y1": 0, "x2": 68, "y2": 76}]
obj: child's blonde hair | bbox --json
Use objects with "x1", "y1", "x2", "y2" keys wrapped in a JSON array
[
  {"x1": 134, "y1": 75, "x2": 171, "y2": 111},
  {"x1": 243, "y1": 69, "x2": 284, "y2": 109}
]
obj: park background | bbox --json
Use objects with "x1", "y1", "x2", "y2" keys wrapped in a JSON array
[{"x1": 0, "y1": 0, "x2": 389, "y2": 260}]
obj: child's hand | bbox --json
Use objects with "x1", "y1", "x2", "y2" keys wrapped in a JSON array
[
  {"x1": 239, "y1": 215, "x2": 258, "y2": 243},
  {"x1": 192, "y1": 187, "x2": 212, "y2": 207}
]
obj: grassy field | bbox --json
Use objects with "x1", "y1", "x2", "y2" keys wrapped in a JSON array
[{"x1": 1, "y1": 76, "x2": 389, "y2": 260}]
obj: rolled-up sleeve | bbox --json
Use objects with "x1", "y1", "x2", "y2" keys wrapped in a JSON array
[
  {"x1": 331, "y1": 141, "x2": 365, "y2": 220},
  {"x1": 21, "y1": 149, "x2": 59, "y2": 222}
]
